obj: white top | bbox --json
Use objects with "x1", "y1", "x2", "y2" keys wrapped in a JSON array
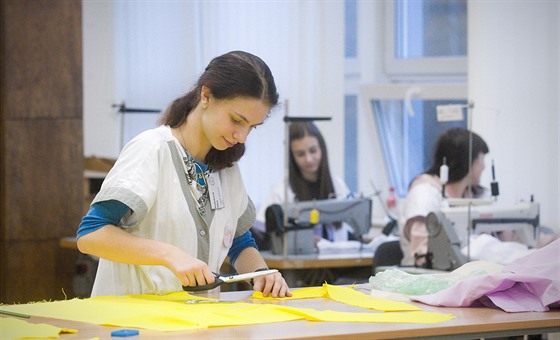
[
  {"x1": 254, "y1": 176, "x2": 353, "y2": 241},
  {"x1": 91, "y1": 125, "x2": 249, "y2": 296},
  {"x1": 399, "y1": 174, "x2": 446, "y2": 265},
  {"x1": 399, "y1": 174, "x2": 491, "y2": 265}
]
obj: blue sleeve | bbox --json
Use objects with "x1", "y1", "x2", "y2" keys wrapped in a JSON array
[
  {"x1": 227, "y1": 230, "x2": 258, "y2": 266},
  {"x1": 76, "y1": 200, "x2": 130, "y2": 239}
]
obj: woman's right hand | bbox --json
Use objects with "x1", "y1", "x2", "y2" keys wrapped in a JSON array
[
  {"x1": 164, "y1": 249, "x2": 216, "y2": 287},
  {"x1": 77, "y1": 225, "x2": 216, "y2": 288}
]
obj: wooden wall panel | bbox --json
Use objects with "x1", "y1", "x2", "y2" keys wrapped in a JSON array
[
  {"x1": 2, "y1": 239, "x2": 76, "y2": 304},
  {"x1": 1, "y1": 0, "x2": 83, "y2": 303},
  {"x1": 2, "y1": 0, "x2": 82, "y2": 119},
  {"x1": 5, "y1": 119, "x2": 83, "y2": 240}
]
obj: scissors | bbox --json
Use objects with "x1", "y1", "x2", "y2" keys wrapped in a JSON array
[{"x1": 182, "y1": 269, "x2": 279, "y2": 292}]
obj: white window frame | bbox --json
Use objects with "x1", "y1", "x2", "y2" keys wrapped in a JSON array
[
  {"x1": 384, "y1": 1, "x2": 468, "y2": 82},
  {"x1": 360, "y1": 84, "x2": 468, "y2": 104}
]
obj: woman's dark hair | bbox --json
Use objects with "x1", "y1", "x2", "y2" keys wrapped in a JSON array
[
  {"x1": 159, "y1": 51, "x2": 279, "y2": 170},
  {"x1": 288, "y1": 122, "x2": 336, "y2": 201},
  {"x1": 426, "y1": 127, "x2": 489, "y2": 183}
]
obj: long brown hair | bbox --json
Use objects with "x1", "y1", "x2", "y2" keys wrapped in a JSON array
[
  {"x1": 424, "y1": 127, "x2": 489, "y2": 197},
  {"x1": 159, "y1": 51, "x2": 279, "y2": 170},
  {"x1": 288, "y1": 122, "x2": 336, "y2": 201}
]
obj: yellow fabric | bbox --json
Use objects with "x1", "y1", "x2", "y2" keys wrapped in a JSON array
[
  {"x1": 0, "y1": 286, "x2": 454, "y2": 334},
  {"x1": 0, "y1": 293, "x2": 300, "y2": 332},
  {"x1": 269, "y1": 306, "x2": 455, "y2": 324},
  {"x1": 0, "y1": 317, "x2": 77, "y2": 339},
  {"x1": 253, "y1": 283, "x2": 421, "y2": 312},
  {"x1": 326, "y1": 284, "x2": 421, "y2": 312}
]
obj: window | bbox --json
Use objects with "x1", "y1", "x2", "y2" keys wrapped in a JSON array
[
  {"x1": 385, "y1": 0, "x2": 467, "y2": 81},
  {"x1": 360, "y1": 1, "x2": 469, "y2": 196}
]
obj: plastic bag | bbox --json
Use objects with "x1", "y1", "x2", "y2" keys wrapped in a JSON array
[{"x1": 368, "y1": 266, "x2": 490, "y2": 296}]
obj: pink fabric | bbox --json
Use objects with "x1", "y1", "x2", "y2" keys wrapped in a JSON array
[{"x1": 411, "y1": 239, "x2": 560, "y2": 312}]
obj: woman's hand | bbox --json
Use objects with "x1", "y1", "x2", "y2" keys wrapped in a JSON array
[
  {"x1": 232, "y1": 247, "x2": 291, "y2": 297},
  {"x1": 252, "y1": 271, "x2": 292, "y2": 298},
  {"x1": 164, "y1": 249, "x2": 216, "y2": 288},
  {"x1": 78, "y1": 225, "x2": 216, "y2": 288}
]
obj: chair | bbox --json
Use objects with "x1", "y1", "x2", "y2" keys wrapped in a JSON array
[{"x1": 372, "y1": 240, "x2": 403, "y2": 275}]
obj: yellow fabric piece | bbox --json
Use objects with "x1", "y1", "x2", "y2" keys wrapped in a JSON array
[
  {"x1": 253, "y1": 283, "x2": 421, "y2": 312},
  {"x1": 325, "y1": 284, "x2": 421, "y2": 312},
  {"x1": 0, "y1": 288, "x2": 454, "y2": 332},
  {"x1": 0, "y1": 317, "x2": 77, "y2": 339},
  {"x1": 270, "y1": 305, "x2": 454, "y2": 324},
  {"x1": 0, "y1": 293, "x2": 300, "y2": 331}
]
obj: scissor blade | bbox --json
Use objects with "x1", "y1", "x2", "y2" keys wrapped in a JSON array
[{"x1": 220, "y1": 269, "x2": 278, "y2": 283}]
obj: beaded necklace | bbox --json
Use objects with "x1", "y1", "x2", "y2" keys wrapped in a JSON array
[
  {"x1": 182, "y1": 152, "x2": 211, "y2": 215},
  {"x1": 176, "y1": 126, "x2": 212, "y2": 215}
]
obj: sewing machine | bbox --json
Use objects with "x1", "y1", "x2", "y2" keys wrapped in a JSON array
[
  {"x1": 267, "y1": 197, "x2": 372, "y2": 255},
  {"x1": 425, "y1": 201, "x2": 540, "y2": 271}
]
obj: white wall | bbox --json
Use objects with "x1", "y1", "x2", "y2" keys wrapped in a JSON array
[
  {"x1": 355, "y1": 0, "x2": 391, "y2": 221},
  {"x1": 82, "y1": 1, "x2": 118, "y2": 158},
  {"x1": 469, "y1": 1, "x2": 559, "y2": 231}
]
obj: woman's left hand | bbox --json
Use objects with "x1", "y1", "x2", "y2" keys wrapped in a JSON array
[{"x1": 252, "y1": 271, "x2": 292, "y2": 298}]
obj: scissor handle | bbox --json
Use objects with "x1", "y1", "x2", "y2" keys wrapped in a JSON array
[{"x1": 182, "y1": 272, "x2": 223, "y2": 292}]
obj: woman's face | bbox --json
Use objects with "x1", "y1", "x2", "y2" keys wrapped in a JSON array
[
  {"x1": 202, "y1": 95, "x2": 269, "y2": 151},
  {"x1": 291, "y1": 135, "x2": 322, "y2": 181},
  {"x1": 470, "y1": 152, "x2": 486, "y2": 186}
]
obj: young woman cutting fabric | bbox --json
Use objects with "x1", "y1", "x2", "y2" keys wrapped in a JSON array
[{"x1": 76, "y1": 51, "x2": 291, "y2": 298}]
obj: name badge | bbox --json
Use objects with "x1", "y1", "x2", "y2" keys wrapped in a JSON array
[
  {"x1": 223, "y1": 228, "x2": 233, "y2": 248},
  {"x1": 207, "y1": 172, "x2": 224, "y2": 210}
]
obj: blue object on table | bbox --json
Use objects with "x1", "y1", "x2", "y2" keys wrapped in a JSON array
[{"x1": 111, "y1": 329, "x2": 139, "y2": 337}]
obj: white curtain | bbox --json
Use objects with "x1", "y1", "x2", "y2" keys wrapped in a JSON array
[
  {"x1": 112, "y1": 1, "x2": 200, "y2": 150},
  {"x1": 104, "y1": 0, "x2": 345, "y2": 209},
  {"x1": 197, "y1": 1, "x2": 344, "y2": 209}
]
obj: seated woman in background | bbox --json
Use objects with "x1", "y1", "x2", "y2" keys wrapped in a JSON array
[
  {"x1": 400, "y1": 127, "x2": 489, "y2": 266},
  {"x1": 251, "y1": 121, "x2": 354, "y2": 249}
]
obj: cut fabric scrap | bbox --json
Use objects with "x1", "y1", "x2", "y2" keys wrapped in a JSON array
[
  {"x1": 253, "y1": 283, "x2": 421, "y2": 312},
  {"x1": 1, "y1": 296, "x2": 202, "y2": 331},
  {"x1": 0, "y1": 317, "x2": 77, "y2": 339},
  {"x1": 411, "y1": 239, "x2": 560, "y2": 312},
  {"x1": 269, "y1": 305, "x2": 453, "y2": 324},
  {"x1": 325, "y1": 284, "x2": 421, "y2": 311}
]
